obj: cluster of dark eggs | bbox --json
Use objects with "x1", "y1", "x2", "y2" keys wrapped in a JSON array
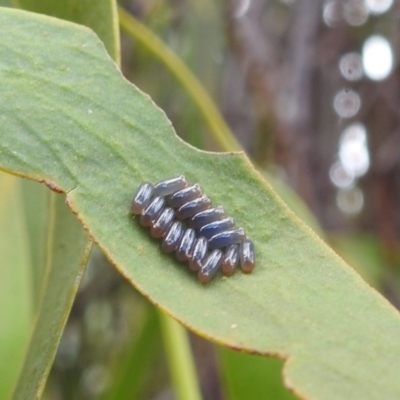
[{"x1": 130, "y1": 176, "x2": 255, "y2": 284}]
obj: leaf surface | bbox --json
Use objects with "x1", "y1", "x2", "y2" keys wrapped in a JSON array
[{"x1": 1, "y1": 8, "x2": 400, "y2": 400}]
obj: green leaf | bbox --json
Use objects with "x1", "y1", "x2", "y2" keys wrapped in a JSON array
[
  {"x1": 0, "y1": 174, "x2": 32, "y2": 399},
  {"x1": 20, "y1": 180, "x2": 50, "y2": 310},
  {"x1": 10, "y1": 0, "x2": 120, "y2": 398},
  {"x1": 1, "y1": 8, "x2": 400, "y2": 400},
  {"x1": 12, "y1": 194, "x2": 91, "y2": 400},
  {"x1": 14, "y1": 0, "x2": 119, "y2": 64}
]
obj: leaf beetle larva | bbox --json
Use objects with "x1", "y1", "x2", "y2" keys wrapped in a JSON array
[{"x1": 131, "y1": 176, "x2": 255, "y2": 283}]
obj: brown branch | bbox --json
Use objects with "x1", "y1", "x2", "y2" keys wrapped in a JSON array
[
  {"x1": 224, "y1": 0, "x2": 324, "y2": 215},
  {"x1": 222, "y1": 0, "x2": 279, "y2": 156},
  {"x1": 277, "y1": 0, "x2": 322, "y2": 212}
]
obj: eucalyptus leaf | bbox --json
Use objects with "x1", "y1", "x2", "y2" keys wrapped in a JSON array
[{"x1": 1, "y1": 8, "x2": 400, "y2": 400}]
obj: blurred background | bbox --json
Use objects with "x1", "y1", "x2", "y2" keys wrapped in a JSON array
[{"x1": 43, "y1": 0, "x2": 400, "y2": 399}]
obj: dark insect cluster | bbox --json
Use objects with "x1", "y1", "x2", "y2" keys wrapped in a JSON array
[{"x1": 130, "y1": 176, "x2": 255, "y2": 283}]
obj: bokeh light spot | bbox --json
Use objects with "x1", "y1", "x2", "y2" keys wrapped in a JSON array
[
  {"x1": 333, "y1": 90, "x2": 361, "y2": 118},
  {"x1": 336, "y1": 187, "x2": 364, "y2": 214},
  {"x1": 362, "y1": 35, "x2": 393, "y2": 80},
  {"x1": 339, "y1": 123, "x2": 370, "y2": 177},
  {"x1": 330, "y1": 161, "x2": 355, "y2": 189},
  {"x1": 339, "y1": 52, "x2": 363, "y2": 81},
  {"x1": 344, "y1": 0, "x2": 368, "y2": 26},
  {"x1": 365, "y1": 0, "x2": 393, "y2": 14},
  {"x1": 323, "y1": 1, "x2": 343, "y2": 27}
]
